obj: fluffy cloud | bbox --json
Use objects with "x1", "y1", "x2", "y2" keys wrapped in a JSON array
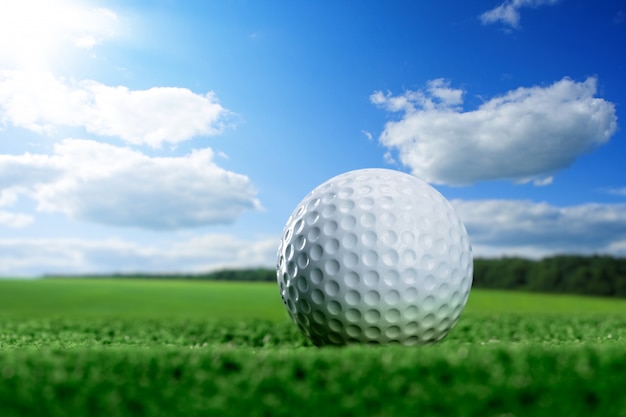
[
  {"x1": 480, "y1": 0, "x2": 559, "y2": 29},
  {"x1": 0, "y1": 234, "x2": 278, "y2": 276},
  {"x1": 452, "y1": 199, "x2": 626, "y2": 258},
  {"x1": 0, "y1": 139, "x2": 261, "y2": 229},
  {"x1": 372, "y1": 77, "x2": 617, "y2": 185},
  {"x1": 0, "y1": 71, "x2": 231, "y2": 147}
]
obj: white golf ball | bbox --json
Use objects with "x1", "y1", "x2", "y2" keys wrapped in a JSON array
[{"x1": 276, "y1": 168, "x2": 473, "y2": 346}]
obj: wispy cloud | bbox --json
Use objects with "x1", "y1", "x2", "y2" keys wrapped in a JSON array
[
  {"x1": 0, "y1": 211, "x2": 33, "y2": 228},
  {"x1": 0, "y1": 234, "x2": 278, "y2": 276},
  {"x1": 606, "y1": 187, "x2": 626, "y2": 197},
  {"x1": 533, "y1": 176, "x2": 553, "y2": 186},
  {"x1": 0, "y1": 71, "x2": 233, "y2": 147},
  {"x1": 0, "y1": 139, "x2": 261, "y2": 230},
  {"x1": 480, "y1": 0, "x2": 559, "y2": 29},
  {"x1": 371, "y1": 77, "x2": 617, "y2": 186},
  {"x1": 453, "y1": 199, "x2": 626, "y2": 258}
]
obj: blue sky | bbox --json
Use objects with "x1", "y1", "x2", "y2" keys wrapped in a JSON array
[{"x1": 0, "y1": 0, "x2": 625, "y2": 276}]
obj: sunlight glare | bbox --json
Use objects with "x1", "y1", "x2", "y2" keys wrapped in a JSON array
[{"x1": 0, "y1": 0, "x2": 118, "y2": 70}]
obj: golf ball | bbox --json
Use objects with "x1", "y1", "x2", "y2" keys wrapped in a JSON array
[{"x1": 276, "y1": 168, "x2": 472, "y2": 346}]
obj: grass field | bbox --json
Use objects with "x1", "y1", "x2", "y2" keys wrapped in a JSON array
[{"x1": 1, "y1": 278, "x2": 626, "y2": 417}]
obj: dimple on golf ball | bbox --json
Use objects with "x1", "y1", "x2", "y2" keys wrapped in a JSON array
[{"x1": 276, "y1": 168, "x2": 473, "y2": 346}]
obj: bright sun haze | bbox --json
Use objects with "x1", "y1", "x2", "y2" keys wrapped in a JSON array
[{"x1": 0, "y1": 0, "x2": 118, "y2": 71}]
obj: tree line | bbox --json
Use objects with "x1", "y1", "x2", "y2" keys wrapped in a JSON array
[
  {"x1": 46, "y1": 268, "x2": 276, "y2": 282},
  {"x1": 46, "y1": 255, "x2": 626, "y2": 297},
  {"x1": 473, "y1": 255, "x2": 626, "y2": 297}
]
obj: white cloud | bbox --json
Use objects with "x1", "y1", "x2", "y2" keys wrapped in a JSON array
[
  {"x1": 480, "y1": 0, "x2": 559, "y2": 29},
  {"x1": 372, "y1": 77, "x2": 617, "y2": 185},
  {"x1": 0, "y1": 0, "x2": 118, "y2": 69},
  {"x1": 0, "y1": 71, "x2": 232, "y2": 147},
  {"x1": 452, "y1": 199, "x2": 626, "y2": 258},
  {"x1": 425, "y1": 78, "x2": 464, "y2": 107},
  {"x1": 0, "y1": 234, "x2": 278, "y2": 276},
  {"x1": 0, "y1": 139, "x2": 261, "y2": 229}
]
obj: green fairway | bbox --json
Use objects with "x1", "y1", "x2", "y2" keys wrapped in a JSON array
[
  {"x1": 0, "y1": 278, "x2": 288, "y2": 320},
  {"x1": 1, "y1": 278, "x2": 625, "y2": 318},
  {"x1": 1, "y1": 278, "x2": 626, "y2": 417},
  {"x1": 466, "y1": 288, "x2": 626, "y2": 315}
]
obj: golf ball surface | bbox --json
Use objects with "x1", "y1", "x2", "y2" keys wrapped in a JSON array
[{"x1": 276, "y1": 168, "x2": 472, "y2": 346}]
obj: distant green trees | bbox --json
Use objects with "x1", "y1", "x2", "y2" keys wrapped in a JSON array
[
  {"x1": 473, "y1": 255, "x2": 626, "y2": 297},
  {"x1": 45, "y1": 268, "x2": 277, "y2": 282},
  {"x1": 204, "y1": 268, "x2": 276, "y2": 282},
  {"x1": 46, "y1": 255, "x2": 626, "y2": 297}
]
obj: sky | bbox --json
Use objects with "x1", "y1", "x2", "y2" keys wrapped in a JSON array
[{"x1": 0, "y1": 0, "x2": 625, "y2": 276}]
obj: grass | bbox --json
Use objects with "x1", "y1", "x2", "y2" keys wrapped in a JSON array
[
  {"x1": 466, "y1": 289, "x2": 626, "y2": 315},
  {"x1": 0, "y1": 278, "x2": 287, "y2": 320},
  {"x1": 3, "y1": 278, "x2": 626, "y2": 319},
  {"x1": 1, "y1": 278, "x2": 626, "y2": 417}
]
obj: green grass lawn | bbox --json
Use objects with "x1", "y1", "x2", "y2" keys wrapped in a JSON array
[
  {"x1": 1, "y1": 278, "x2": 626, "y2": 417},
  {"x1": 0, "y1": 278, "x2": 288, "y2": 320},
  {"x1": 3, "y1": 278, "x2": 626, "y2": 319}
]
